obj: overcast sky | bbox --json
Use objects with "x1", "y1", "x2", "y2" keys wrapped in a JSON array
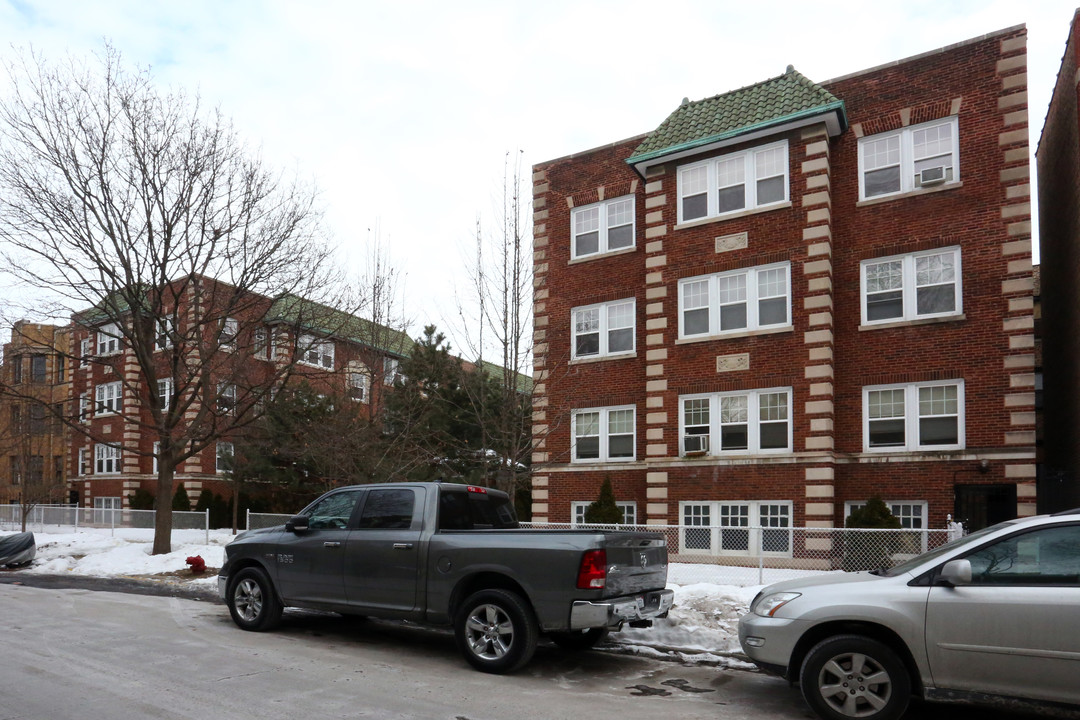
[{"x1": 0, "y1": 0, "x2": 1073, "y2": 350}]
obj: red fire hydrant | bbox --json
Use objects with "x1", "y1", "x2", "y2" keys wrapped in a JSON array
[{"x1": 186, "y1": 555, "x2": 206, "y2": 574}]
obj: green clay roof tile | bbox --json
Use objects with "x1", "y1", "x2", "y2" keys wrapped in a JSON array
[{"x1": 628, "y1": 67, "x2": 845, "y2": 164}]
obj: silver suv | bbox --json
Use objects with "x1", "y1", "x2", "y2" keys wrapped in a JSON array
[{"x1": 738, "y1": 510, "x2": 1080, "y2": 720}]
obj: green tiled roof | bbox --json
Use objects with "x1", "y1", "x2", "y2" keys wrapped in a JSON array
[
  {"x1": 627, "y1": 67, "x2": 846, "y2": 165},
  {"x1": 474, "y1": 358, "x2": 533, "y2": 395},
  {"x1": 265, "y1": 294, "x2": 414, "y2": 358}
]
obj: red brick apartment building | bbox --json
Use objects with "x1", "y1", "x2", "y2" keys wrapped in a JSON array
[
  {"x1": 53, "y1": 276, "x2": 408, "y2": 513},
  {"x1": 530, "y1": 25, "x2": 1037, "y2": 545},
  {"x1": 1037, "y1": 8, "x2": 1080, "y2": 512}
]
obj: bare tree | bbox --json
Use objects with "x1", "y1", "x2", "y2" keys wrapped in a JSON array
[
  {"x1": 0, "y1": 46, "x2": 360, "y2": 553},
  {"x1": 454, "y1": 152, "x2": 534, "y2": 502}
]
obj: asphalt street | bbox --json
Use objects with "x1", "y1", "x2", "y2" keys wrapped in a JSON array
[{"x1": 0, "y1": 576, "x2": 1075, "y2": 720}]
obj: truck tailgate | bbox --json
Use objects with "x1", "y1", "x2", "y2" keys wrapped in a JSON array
[{"x1": 602, "y1": 533, "x2": 668, "y2": 596}]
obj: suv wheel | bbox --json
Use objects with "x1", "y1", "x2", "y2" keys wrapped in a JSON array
[
  {"x1": 800, "y1": 635, "x2": 910, "y2": 720},
  {"x1": 455, "y1": 589, "x2": 538, "y2": 674}
]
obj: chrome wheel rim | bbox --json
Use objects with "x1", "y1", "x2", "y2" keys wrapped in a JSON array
[
  {"x1": 234, "y1": 578, "x2": 263, "y2": 623},
  {"x1": 464, "y1": 603, "x2": 514, "y2": 660},
  {"x1": 816, "y1": 651, "x2": 892, "y2": 718}
]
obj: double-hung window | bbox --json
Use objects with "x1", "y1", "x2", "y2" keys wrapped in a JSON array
[
  {"x1": 220, "y1": 317, "x2": 239, "y2": 350},
  {"x1": 680, "y1": 501, "x2": 792, "y2": 556},
  {"x1": 861, "y1": 247, "x2": 961, "y2": 325},
  {"x1": 858, "y1": 116, "x2": 959, "y2": 200},
  {"x1": 80, "y1": 338, "x2": 91, "y2": 368},
  {"x1": 677, "y1": 140, "x2": 789, "y2": 223},
  {"x1": 864, "y1": 380, "x2": 964, "y2": 451},
  {"x1": 155, "y1": 317, "x2": 175, "y2": 351},
  {"x1": 217, "y1": 383, "x2": 237, "y2": 414},
  {"x1": 572, "y1": 299, "x2": 635, "y2": 360},
  {"x1": 299, "y1": 334, "x2": 334, "y2": 369},
  {"x1": 79, "y1": 393, "x2": 90, "y2": 423},
  {"x1": 95, "y1": 381, "x2": 122, "y2": 415},
  {"x1": 571, "y1": 195, "x2": 635, "y2": 259},
  {"x1": 680, "y1": 388, "x2": 792, "y2": 456},
  {"x1": 679, "y1": 262, "x2": 790, "y2": 338},
  {"x1": 216, "y1": 442, "x2": 234, "y2": 473},
  {"x1": 97, "y1": 323, "x2": 121, "y2": 356},
  {"x1": 94, "y1": 443, "x2": 121, "y2": 474},
  {"x1": 157, "y1": 378, "x2": 172, "y2": 413},
  {"x1": 571, "y1": 501, "x2": 637, "y2": 526},
  {"x1": 572, "y1": 406, "x2": 635, "y2": 462},
  {"x1": 384, "y1": 357, "x2": 403, "y2": 385},
  {"x1": 347, "y1": 370, "x2": 369, "y2": 402}
]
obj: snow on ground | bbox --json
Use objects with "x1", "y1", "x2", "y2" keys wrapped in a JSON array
[{"x1": 1, "y1": 527, "x2": 829, "y2": 665}]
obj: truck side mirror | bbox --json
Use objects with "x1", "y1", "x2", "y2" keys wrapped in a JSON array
[
  {"x1": 285, "y1": 515, "x2": 310, "y2": 533},
  {"x1": 937, "y1": 558, "x2": 972, "y2": 587}
]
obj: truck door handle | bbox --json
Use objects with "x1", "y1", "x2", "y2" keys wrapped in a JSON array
[
  {"x1": 323, "y1": 541, "x2": 341, "y2": 548},
  {"x1": 393, "y1": 543, "x2": 414, "y2": 550}
]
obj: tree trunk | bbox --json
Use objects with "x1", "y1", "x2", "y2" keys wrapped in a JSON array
[{"x1": 153, "y1": 463, "x2": 176, "y2": 555}]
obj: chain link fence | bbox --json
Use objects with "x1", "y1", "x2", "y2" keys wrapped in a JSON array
[
  {"x1": 0, "y1": 504, "x2": 210, "y2": 544},
  {"x1": 244, "y1": 511, "x2": 957, "y2": 587}
]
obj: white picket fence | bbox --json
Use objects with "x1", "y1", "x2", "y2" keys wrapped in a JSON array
[
  {"x1": 0, "y1": 504, "x2": 211, "y2": 544},
  {"x1": 245, "y1": 510, "x2": 957, "y2": 587}
]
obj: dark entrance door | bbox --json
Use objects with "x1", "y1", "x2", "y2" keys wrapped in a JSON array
[{"x1": 954, "y1": 483, "x2": 1017, "y2": 532}]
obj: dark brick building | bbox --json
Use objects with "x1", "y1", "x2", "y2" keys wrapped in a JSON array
[
  {"x1": 1037, "y1": 9, "x2": 1080, "y2": 512},
  {"x1": 531, "y1": 25, "x2": 1036, "y2": 552}
]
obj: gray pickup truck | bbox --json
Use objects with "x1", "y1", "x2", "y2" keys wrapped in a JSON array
[{"x1": 217, "y1": 482, "x2": 674, "y2": 673}]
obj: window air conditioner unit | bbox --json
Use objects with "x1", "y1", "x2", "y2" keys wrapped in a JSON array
[
  {"x1": 684, "y1": 435, "x2": 710, "y2": 456},
  {"x1": 918, "y1": 166, "x2": 947, "y2": 186}
]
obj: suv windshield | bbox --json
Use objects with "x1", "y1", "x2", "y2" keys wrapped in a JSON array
[{"x1": 879, "y1": 518, "x2": 1025, "y2": 577}]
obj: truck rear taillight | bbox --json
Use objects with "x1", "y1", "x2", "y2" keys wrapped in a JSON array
[
  {"x1": 466, "y1": 485, "x2": 487, "y2": 494},
  {"x1": 577, "y1": 549, "x2": 607, "y2": 589}
]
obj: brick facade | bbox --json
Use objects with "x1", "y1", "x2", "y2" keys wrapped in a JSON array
[
  {"x1": 1036, "y1": 9, "x2": 1080, "y2": 511},
  {"x1": 533, "y1": 26, "x2": 1036, "y2": 541}
]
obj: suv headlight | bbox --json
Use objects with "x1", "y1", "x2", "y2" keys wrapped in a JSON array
[{"x1": 753, "y1": 592, "x2": 801, "y2": 617}]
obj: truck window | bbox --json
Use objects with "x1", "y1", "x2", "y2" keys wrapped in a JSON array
[
  {"x1": 438, "y1": 489, "x2": 518, "y2": 530},
  {"x1": 357, "y1": 489, "x2": 415, "y2": 529},
  {"x1": 306, "y1": 489, "x2": 362, "y2": 530}
]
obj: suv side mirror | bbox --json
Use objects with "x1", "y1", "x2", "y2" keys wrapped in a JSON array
[
  {"x1": 285, "y1": 515, "x2": 310, "y2": 533},
  {"x1": 937, "y1": 558, "x2": 972, "y2": 587}
]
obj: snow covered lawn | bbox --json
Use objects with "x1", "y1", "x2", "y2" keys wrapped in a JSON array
[{"x1": 3, "y1": 527, "x2": 831, "y2": 666}]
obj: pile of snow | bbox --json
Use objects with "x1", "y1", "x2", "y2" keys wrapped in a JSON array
[{"x1": 2, "y1": 528, "x2": 817, "y2": 664}]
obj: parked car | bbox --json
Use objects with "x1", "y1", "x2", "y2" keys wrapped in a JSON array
[
  {"x1": 218, "y1": 482, "x2": 673, "y2": 673},
  {"x1": 739, "y1": 509, "x2": 1080, "y2": 720}
]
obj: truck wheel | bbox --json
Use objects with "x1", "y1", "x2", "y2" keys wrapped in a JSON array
[
  {"x1": 227, "y1": 567, "x2": 283, "y2": 632},
  {"x1": 548, "y1": 627, "x2": 609, "y2": 651},
  {"x1": 799, "y1": 635, "x2": 910, "y2": 720},
  {"x1": 455, "y1": 589, "x2": 538, "y2": 674}
]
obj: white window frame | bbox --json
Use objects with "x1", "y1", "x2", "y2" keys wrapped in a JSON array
[
  {"x1": 95, "y1": 381, "x2": 122, "y2": 415},
  {"x1": 676, "y1": 140, "x2": 789, "y2": 224},
  {"x1": 157, "y1": 378, "x2": 172, "y2": 412},
  {"x1": 571, "y1": 501, "x2": 638, "y2": 527},
  {"x1": 153, "y1": 441, "x2": 160, "y2": 475},
  {"x1": 298, "y1": 334, "x2": 335, "y2": 369},
  {"x1": 384, "y1": 357, "x2": 403, "y2": 385},
  {"x1": 845, "y1": 500, "x2": 930, "y2": 552},
  {"x1": 94, "y1": 443, "x2": 121, "y2": 474},
  {"x1": 571, "y1": 405, "x2": 636, "y2": 463},
  {"x1": 570, "y1": 195, "x2": 636, "y2": 260},
  {"x1": 217, "y1": 383, "x2": 237, "y2": 414},
  {"x1": 678, "y1": 262, "x2": 790, "y2": 339},
  {"x1": 860, "y1": 247, "x2": 962, "y2": 326},
  {"x1": 78, "y1": 448, "x2": 90, "y2": 476},
  {"x1": 858, "y1": 116, "x2": 960, "y2": 201},
  {"x1": 79, "y1": 393, "x2": 90, "y2": 424},
  {"x1": 80, "y1": 338, "x2": 91, "y2": 368},
  {"x1": 348, "y1": 370, "x2": 370, "y2": 403},
  {"x1": 679, "y1": 388, "x2": 792, "y2": 456},
  {"x1": 216, "y1": 441, "x2": 234, "y2": 474},
  {"x1": 96, "y1": 323, "x2": 121, "y2": 356},
  {"x1": 253, "y1": 327, "x2": 268, "y2": 359},
  {"x1": 863, "y1": 380, "x2": 965, "y2": 452},
  {"x1": 679, "y1": 500, "x2": 793, "y2": 557},
  {"x1": 155, "y1": 317, "x2": 175, "y2": 351},
  {"x1": 571, "y1": 299, "x2": 635, "y2": 360},
  {"x1": 220, "y1": 317, "x2": 239, "y2": 350}
]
